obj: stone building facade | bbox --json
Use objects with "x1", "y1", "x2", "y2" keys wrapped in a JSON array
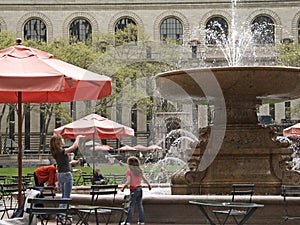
[{"x1": 0, "y1": 0, "x2": 299, "y2": 151}]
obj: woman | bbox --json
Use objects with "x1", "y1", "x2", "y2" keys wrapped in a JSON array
[
  {"x1": 50, "y1": 134, "x2": 82, "y2": 223},
  {"x1": 120, "y1": 156, "x2": 152, "y2": 225}
]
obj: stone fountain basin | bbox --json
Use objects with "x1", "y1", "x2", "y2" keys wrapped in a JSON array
[{"x1": 155, "y1": 66, "x2": 300, "y2": 100}]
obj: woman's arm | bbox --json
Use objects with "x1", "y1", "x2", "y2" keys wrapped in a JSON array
[
  {"x1": 64, "y1": 135, "x2": 83, "y2": 154},
  {"x1": 142, "y1": 173, "x2": 152, "y2": 190},
  {"x1": 120, "y1": 175, "x2": 131, "y2": 192}
]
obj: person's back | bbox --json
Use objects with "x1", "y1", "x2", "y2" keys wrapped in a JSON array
[{"x1": 34, "y1": 164, "x2": 57, "y2": 187}]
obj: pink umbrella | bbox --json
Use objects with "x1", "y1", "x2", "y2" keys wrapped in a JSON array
[
  {"x1": 53, "y1": 113, "x2": 134, "y2": 170},
  {"x1": 133, "y1": 144, "x2": 149, "y2": 151},
  {"x1": 91, "y1": 145, "x2": 114, "y2": 151},
  {"x1": 283, "y1": 123, "x2": 300, "y2": 138},
  {"x1": 53, "y1": 114, "x2": 134, "y2": 139},
  {"x1": 118, "y1": 145, "x2": 137, "y2": 151},
  {"x1": 147, "y1": 144, "x2": 163, "y2": 150},
  {"x1": 0, "y1": 40, "x2": 112, "y2": 205}
]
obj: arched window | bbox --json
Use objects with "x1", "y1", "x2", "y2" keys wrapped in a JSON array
[
  {"x1": 205, "y1": 17, "x2": 228, "y2": 45},
  {"x1": 24, "y1": 18, "x2": 47, "y2": 42},
  {"x1": 251, "y1": 15, "x2": 275, "y2": 44},
  {"x1": 115, "y1": 17, "x2": 137, "y2": 44},
  {"x1": 160, "y1": 17, "x2": 183, "y2": 45},
  {"x1": 69, "y1": 18, "x2": 92, "y2": 42},
  {"x1": 115, "y1": 17, "x2": 136, "y2": 32}
]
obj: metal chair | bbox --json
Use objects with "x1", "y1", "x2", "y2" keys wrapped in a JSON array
[
  {"x1": 281, "y1": 185, "x2": 300, "y2": 221},
  {"x1": 0, "y1": 183, "x2": 26, "y2": 219},
  {"x1": 213, "y1": 184, "x2": 255, "y2": 224},
  {"x1": 117, "y1": 194, "x2": 132, "y2": 225},
  {"x1": 72, "y1": 184, "x2": 118, "y2": 225}
]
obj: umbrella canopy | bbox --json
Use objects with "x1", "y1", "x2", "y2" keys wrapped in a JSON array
[
  {"x1": 53, "y1": 113, "x2": 134, "y2": 170},
  {"x1": 0, "y1": 43, "x2": 112, "y2": 102},
  {"x1": 53, "y1": 113, "x2": 134, "y2": 139},
  {"x1": 133, "y1": 144, "x2": 149, "y2": 151},
  {"x1": 283, "y1": 123, "x2": 300, "y2": 138},
  {"x1": 91, "y1": 145, "x2": 114, "y2": 151},
  {"x1": 147, "y1": 144, "x2": 163, "y2": 150},
  {"x1": 0, "y1": 40, "x2": 112, "y2": 205},
  {"x1": 118, "y1": 145, "x2": 137, "y2": 151}
]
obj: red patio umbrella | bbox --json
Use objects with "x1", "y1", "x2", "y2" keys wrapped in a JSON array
[
  {"x1": 53, "y1": 113, "x2": 134, "y2": 170},
  {"x1": 0, "y1": 40, "x2": 112, "y2": 205},
  {"x1": 92, "y1": 145, "x2": 114, "y2": 151},
  {"x1": 118, "y1": 145, "x2": 137, "y2": 151},
  {"x1": 283, "y1": 123, "x2": 300, "y2": 138},
  {"x1": 53, "y1": 114, "x2": 134, "y2": 139},
  {"x1": 133, "y1": 144, "x2": 149, "y2": 151}
]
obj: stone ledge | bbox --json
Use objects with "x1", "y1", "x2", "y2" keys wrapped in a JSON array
[{"x1": 66, "y1": 193, "x2": 292, "y2": 224}]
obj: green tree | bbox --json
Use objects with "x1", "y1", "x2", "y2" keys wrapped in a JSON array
[
  {"x1": 277, "y1": 43, "x2": 300, "y2": 119},
  {"x1": 277, "y1": 43, "x2": 300, "y2": 67}
]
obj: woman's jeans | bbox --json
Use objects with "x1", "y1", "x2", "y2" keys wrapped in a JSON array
[
  {"x1": 58, "y1": 172, "x2": 73, "y2": 208},
  {"x1": 127, "y1": 187, "x2": 144, "y2": 223}
]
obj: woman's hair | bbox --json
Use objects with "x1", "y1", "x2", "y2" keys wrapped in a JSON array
[
  {"x1": 50, "y1": 134, "x2": 63, "y2": 160},
  {"x1": 127, "y1": 156, "x2": 142, "y2": 177}
]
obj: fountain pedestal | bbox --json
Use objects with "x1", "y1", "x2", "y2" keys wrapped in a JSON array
[{"x1": 156, "y1": 66, "x2": 300, "y2": 195}]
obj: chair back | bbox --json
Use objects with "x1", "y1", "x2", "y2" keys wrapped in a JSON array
[
  {"x1": 32, "y1": 186, "x2": 56, "y2": 198},
  {"x1": 26, "y1": 198, "x2": 72, "y2": 225},
  {"x1": 90, "y1": 184, "x2": 118, "y2": 205},
  {"x1": 281, "y1": 185, "x2": 300, "y2": 221},
  {"x1": 118, "y1": 194, "x2": 132, "y2": 224},
  {"x1": 231, "y1": 184, "x2": 254, "y2": 203}
]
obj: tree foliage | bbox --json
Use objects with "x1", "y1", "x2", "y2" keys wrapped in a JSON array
[
  {"x1": 277, "y1": 43, "x2": 300, "y2": 67},
  {"x1": 277, "y1": 43, "x2": 300, "y2": 118},
  {"x1": 0, "y1": 26, "x2": 188, "y2": 151}
]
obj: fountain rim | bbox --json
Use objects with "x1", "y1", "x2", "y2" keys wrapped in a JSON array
[
  {"x1": 155, "y1": 65, "x2": 300, "y2": 78},
  {"x1": 154, "y1": 65, "x2": 300, "y2": 100}
]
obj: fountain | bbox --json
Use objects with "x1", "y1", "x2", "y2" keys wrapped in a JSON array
[
  {"x1": 155, "y1": 0, "x2": 300, "y2": 195},
  {"x1": 156, "y1": 66, "x2": 300, "y2": 195}
]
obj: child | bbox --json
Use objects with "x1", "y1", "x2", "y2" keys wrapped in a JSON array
[{"x1": 120, "y1": 156, "x2": 152, "y2": 225}]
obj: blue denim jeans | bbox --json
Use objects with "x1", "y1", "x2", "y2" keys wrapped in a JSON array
[
  {"x1": 58, "y1": 172, "x2": 73, "y2": 208},
  {"x1": 127, "y1": 187, "x2": 144, "y2": 223}
]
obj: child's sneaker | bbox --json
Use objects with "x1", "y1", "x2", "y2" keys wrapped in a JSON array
[
  {"x1": 137, "y1": 222, "x2": 145, "y2": 225},
  {"x1": 121, "y1": 222, "x2": 130, "y2": 225}
]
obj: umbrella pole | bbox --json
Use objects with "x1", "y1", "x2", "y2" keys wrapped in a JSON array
[
  {"x1": 93, "y1": 133, "x2": 95, "y2": 172},
  {"x1": 17, "y1": 92, "x2": 23, "y2": 206}
]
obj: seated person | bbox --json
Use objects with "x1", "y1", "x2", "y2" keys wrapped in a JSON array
[
  {"x1": 156, "y1": 167, "x2": 167, "y2": 183},
  {"x1": 92, "y1": 168, "x2": 106, "y2": 185}
]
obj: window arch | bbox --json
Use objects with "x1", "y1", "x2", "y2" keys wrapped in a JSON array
[
  {"x1": 115, "y1": 17, "x2": 136, "y2": 32},
  {"x1": 115, "y1": 17, "x2": 137, "y2": 44},
  {"x1": 160, "y1": 17, "x2": 183, "y2": 44},
  {"x1": 251, "y1": 15, "x2": 275, "y2": 44},
  {"x1": 69, "y1": 18, "x2": 92, "y2": 42},
  {"x1": 24, "y1": 18, "x2": 47, "y2": 42},
  {"x1": 205, "y1": 16, "x2": 228, "y2": 45}
]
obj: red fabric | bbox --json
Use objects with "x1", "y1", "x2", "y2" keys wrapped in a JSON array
[
  {"x1": 0, "y1": 44, "x2": 112, "y2": 103},
  {"x1": 34, "y1": 165, "x2": 57, "y2": 186},
  {"x1": 126, "y1": 169, "x2": 142, "y2": 190},
  {"x1": 283, "y1": 123, "x2": 300, "y2": 138}
]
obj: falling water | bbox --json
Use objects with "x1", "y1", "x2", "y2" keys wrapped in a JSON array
[
  {"x1": 145, "y1": 157, "x2": 186, "y2": 183},
  {"x1": 205, "y1": 0, "x2": 277, "y2": 66},
  {"x1": 218, "y1": 0, "x2": 254, "y2": 66}
]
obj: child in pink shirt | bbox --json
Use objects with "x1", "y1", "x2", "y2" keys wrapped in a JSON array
[{"x1": 120, "y1": 156, "x2": 151, "y2": 225}]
